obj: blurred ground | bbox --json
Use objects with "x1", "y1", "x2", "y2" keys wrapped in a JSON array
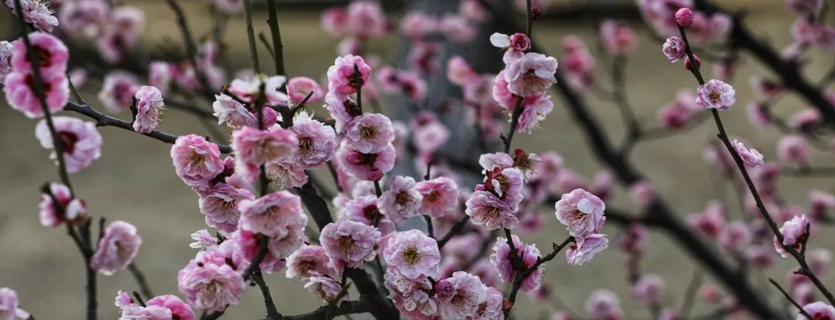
[{"x1": 1, "y1": 1, "x2": 835, "y2": 319}]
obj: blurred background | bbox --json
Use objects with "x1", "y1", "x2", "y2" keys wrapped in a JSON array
[{"x1": 1, "y1": 0, "x2": 835, "y2": 319}]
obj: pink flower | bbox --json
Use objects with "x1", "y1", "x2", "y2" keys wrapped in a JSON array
[
  {"x1": 286, "y1": 245, "x2": 335, "y2": 279},
  {"x1": 234, "y1": 228, "x2": 287, "y2": 273},
  {"x1": 675, "y1": 8, "x2": 694, "y2": 27},
  {"x1": 585, "y1": 289, "x2": 623, "y2": 320},
  {"x1": 719, "y1": 221, "x2": 751, "y2": 253},
  {"x1": 466, "y1": 190, "x2": 518, "y2": 230},
  {"x1": 212, "y1": 94, "x2": 277, "y2": 129},
  {"x1": 503, "y1": 52, "x2": 558, "y2": 97},
  {"x1": 238, "y1": 191, "x2": 306, "y2": 237},
  {"x1": 345, "y1": 113, "x2": 395, "y2": 154},
  {"x1": 132, "y1": 86, "x2": 165, "y2": 134},
  {"x1": 98, "y1": 71, "x2": 140, "y2": 113},
  {"x1": 696, "y1": 79, "x2": 736, "y2": 110},
  {"x1": 555, "y1": 188, "x2": 606, "y2": 238},
  {"x1": 35, "y1": 116, "x2": 102, "y2": 173},
  {"x1": 39, "y1": 182, "x2": 86, "y2": 227},
  {"x1": 438, "y1": 271, "x2": 488, "y2": 319},
  {"x1": 171, "y1": 135, "x2": 224, "y2": 190},
  {"x1": 290, "y1": 112, "x2": 336, "y2": 168},
  {"x1": 232, "y1": 126, "x2": 298, "y2": 168},
  {"x1": 791, "y1": 109, "x2": 822, "y2": 131},
  {"x1": 415, "y1": 177, "x2": 459, "y2": 218},
  {"x1": 320, "y1": 7, "x2": 348, "y2": 36},
  {"x1": 383, "y1": 230, "x2": 441, "y2": 280},
  {"x1": 304, "y1": 272, "x2": 344, "y2": 302},
  {"x1": 342, "y1": 195, "x2": 396, "y2": 236},
  {"x1": 5, "y1": 0, "x2": 58, "y2": 32},
  {"x1": 619, "y1": 223, "x2": 648, "y2": 256},
  {"x1": 0, "y1": 288, "x2": 29, "y2": 320},
  {"x1": 327, "y1": 54, "x2": 371, "y2": 96},
  {"x1": 413, "y1": 119, "x2": 449, "y2": 156},
  {"x1": 378, "y1": 176, "x2": 423, "y2": 222},
  {"x1": 810, "y1": 191, "x2": 835, "y2": 220},
  {"x1": 400, "y1": 12, "x2": 437, "y2": 39},
  {"x1": 324, "y1": 92, "x2": 362, "y2": 133},
  {"x1": 189, "y1": 229, "x2": 218, "y2": 250},
  {"x1": 447, "y1": 56, "x2": 479, "y2": 87},
  {"x1": 91, "y1": 220, "x2": 142, "y2": 275},
  {"x1": 778, "y1": 135, "x2": 810, "y2": 165},
  {"x1": 346, "y1": 1, "x2": 388, "y2": 38},
  {"x1": 146, "y1": 295, "x2": 196, "y2": 320},
  {"x1": 687, "y1": 200, "x2": 725, "y2": 237},
  {"x1": 774, "y1": 214, "x2": 809, "y2": 258},
  {"x1": 786, "y1": 0, "x2": 823, "y2": 17},
  {"x1": 629, "y1": 180, "x2": 655, "y2": 208},
  {"x1": 198, "y1": 183, "x2": 253, "y2": 233},
  {"x1": 566, "y1": 234, "x2": 608, "y2": 265},
  {"x1": 490, "y1": 32, "x2": 531, "y2": 63},
  {"x1": 633, "y1": 274, "x2": 664, "y2": 304},
  {"x1": 287, "y1": 77, "x2": 324, "y2": 104},
  {"x1": 731, "y1": 139, "x2": 763, "y2": 167},
  {"x1": 471, "y1": 287, "x2": 504, "y2": 320},
  {"x1": 149, "y1": 62, "x2": 173, "y2": 95},
  {"x1": 513, "y1": 94, "x2": 554, "y2": 133},
  {"x1": 599, "y1": 20, "x2": 638, "y2": 56},
  {"x1": 4, "y1": 69, "x2": 68, "y2": 118},
  {"x1": 439, "y1": 15, "x2": 476, "y2": 43},
  {"x1": 490, "y1": 235, "x2": 543, "y2": 292},
  {"x1": 10, "y1": 32, "x2": 69, "y2": 78},
  {"x1": 662, "y1": 37, "x2": 687, "y2": 63},
  {"x1": 336, "y1": 142, "x2": 396, "y2": 181},
  {"x1": 320, "y1": 220, "x2": 381, "y2": 270},
  {"x1": 798, "y1": 302, "x2": 835, "y2": 320},
  {"x1": 749, "y1": 75, "x2": 783, "y2": 101},
  {"x1": 177, "y1": 251, "x2": 245, "y2": 311}
]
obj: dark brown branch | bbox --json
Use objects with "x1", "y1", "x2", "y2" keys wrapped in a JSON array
[
  {"x1": 769, "y1": 278, "x2": 812, "y2": 320},
  {"x1": 65, "y1": 102, "x2": 233, "y2": 153},
  {"x1": 504, "y1": 236, "x2": 574, "y2": 317},
  {"x1": 165, "y1": 0, "x2": 215, "y2": 99},
  {"x1": 128, "y1": 263, "x2": 153, "y2": 299},
  {"x1": 265, "y1": 0, "x2": 286, "y2": 76}
]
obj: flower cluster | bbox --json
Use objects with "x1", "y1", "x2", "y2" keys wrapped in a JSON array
[
  {"x1": 3, "y1": 32, "x2": 70, "y2": 118},
  {"x1": 555, "y1": 188, "x2": 609, "y2": 265}
]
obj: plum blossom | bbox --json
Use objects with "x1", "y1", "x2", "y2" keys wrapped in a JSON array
[
  {"x1": 91, "y1": 221, "x2": 142, "y2": 275},
  {"x1": 471, "y1": 287, "x2": 504, "y2": 320},
  {"x1": 731, "y1": 139, "x2": 764, "y2": 167},
  {"x1": 662, "y1": 37, "x2": 686, "y2": 63},
  {"x1": 287, "y1": 77, "x2": 324, "y2": 104},
  {"x1": 777, "y1": 135, "x2": 810, "y2": 165},
  {"x1": 98, "y1": 71, "x2": 140, "y2": 113},
  {"x1": 4, "y1": 70, "x2": 69, "y2": 118},
  {"x1": 439, "y1": 14, "x2": 476, "y2": 43},
  {"x1": 675, "y1": 8, "x2": 694, "y2": 27},
  {"x1": 687, "y1": 200, "x2": 725, "y2": 237},
  {"x1": 438, "y1": 271, "x2": 488, "y2": 319},
  {"x1": 133, "y1": 86, "x2": 165, "y2": 134},
  {"x1": 466, "y1": 190, "x2": 518, "y2": 230},
  {"x1": 415, "y1": 177, "x2": 458, "y2": 218},
  {"x1": 566, "y1": 234, "x2": 608, "y2": 266},
  {"x1": 378, "y1": 176, "x2": 423, "y2": 222},
  {"x1": 198, "y1": 183, "x2": 254, "y2": 233},
  {"x1": 10, "y1": 32, "x2": 69, "y2": 78},
  {"x1": 585, "y1": 289, "x2": 623, "y2": 320},
  {"x1": 171, "y1": 135, "x2": 224, "y2": 190},
  {"x1": 599, "y1": 20, "x2": 638, "y2": 56},
  {"x1": 0, "y1": 288, "x2": 29, "y2": 320},
  {"x1": 490, "y1": 235, "x2": 543, "y2": 292},
  {"x1": 238, "y1": 191, "x2": 306, "y2": 237},
  {"x1": 212, "y1": 94, "x2": 277, "y2": 129},
  {"x1": 383, "y1": 230, "x2": 441, "y2": 280},
  {"x1": 304, "y1": 272, "x2": 344, "y2": 302},
  {"x1": 39, "y1": 182, "x2": 86, "y2": 227},
  {"x1": 327, "y1": 54, "x2": 371, "y2": 96},
  {"x1": 336, "y1": 142, "x2": 396, "y2": 181},
  {"x1": 177, "y1": 250, "x2": 245, "y2": 311},
  {"x1": 234, "y1": 228, "x2": 288, "y2": 273},
  {"x1": 342, "y1": 195, "x2": 396, "y2": 236},
  {"x1": 286, "y1": 245, "x2": 335, "y2": 279},
  {"x1": 629, "y1": 181, "x2": 655, "y2": 208},
  {"x1": 345, "y1": 113, "x2": 395, "y2": 154},
  {"x1": 619, "y1": 223, "x2": 648, "y2": 256},
  {"x1": 5, "y1": 0, "x2": 58, "y2": 32},
  {"x1": 554, "y1": 188, "x2": 606, "y2": 238},
  {"x1": 775, "y1": 214, "x2": 809, "y2": 258},
  {"x1": 232, "y1": 126, "x2": 298, "y2": 168},
  {"x1": 227, "y1": 75, "x2": 288, "y2": 106},
  {"x1": 35, "y1": 116, "x2": 102, "y2": 173},
  {"x1": 189, "y1": 229, "x2": 218, "y2": 250},
  {"x1": 291, "y1": 111, "x2": 336, "y2": 168},
  {"x1": 149, "y1": 62, "x2": 173, "y2": 94},
  {"x1": 145, "y1": 295, "x2": 196, "y2": 320},
  {"x1": 633, "y1": 274, "x2": 664, "y2": 304},
  {"x1": 320, "y1": 220, "x2": 381, "y2": 270},
  {"x1": 503, "y1": 52, "x2": 558, "y2": 97},
  {"x1": 490, "y1": 32, "x2": 531, "y2": 63},
  {"x1": 798, "y1": 302, "x2": 835, "y2": 320},
  {"x1": 345, "y1": 1, "x2": 388, "y2": 38},
  {"x1": 696, "y1": 79, "x2": 736, "y2": 110},
  {"x1": 324, "y1": 93, "x2": 362, "y2": 133}
]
